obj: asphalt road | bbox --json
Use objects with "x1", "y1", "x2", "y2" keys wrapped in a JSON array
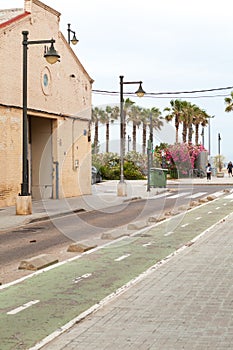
[
  {"x1": 1, "y1": 194, "x2": 233, "y2": 350},
  {"x1": 0, "y1": 184, "x2": 230, "y2": 271}
]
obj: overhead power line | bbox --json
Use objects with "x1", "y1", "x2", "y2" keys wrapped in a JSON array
[{"x1": 92, "y1": 85, "x2": 233, "y2": 99}]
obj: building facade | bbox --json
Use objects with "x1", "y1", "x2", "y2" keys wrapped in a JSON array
[{"x1": 0, "y1": 0, "x2": 93, "y2": 207}]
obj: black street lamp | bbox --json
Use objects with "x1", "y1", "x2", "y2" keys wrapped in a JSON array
[
  {"x1": 201, "y1": 127, "x2": 204, "y2": 146},
  {"x1": 218, "y1": 132, "x2": 222, "y2": 171},
  {"x1": 117, "y1": 75, "x2": 145, "y2": 196},
  {"x1": 147, "y1": 113, "x2": 153, "y2": 192},
  {"x1": 127, "y1": 135, "x2": 131, "y2": 152},
  {"x1": 18, "y1": 31, "x2": 60, "y2": 213},
  {"x1": 67, "y1": 24, "x2": 78, "y2": 45}
]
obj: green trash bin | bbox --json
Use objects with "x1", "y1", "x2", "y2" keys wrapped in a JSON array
[{"x1": 150, "y1": 168, "x2": 168, "y2": 188}]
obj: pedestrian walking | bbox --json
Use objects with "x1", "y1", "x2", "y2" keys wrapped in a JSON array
[
  {"x1": 227, "y1": 161, "x2": 233, "y2": 177},
  {"x1": 206, "y1": 163, "x2": 212, "y2": 180}
]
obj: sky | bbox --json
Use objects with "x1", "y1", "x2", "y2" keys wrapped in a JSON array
[{"x1": 3, "y1": 0, "x2": 233, "y2": 162}]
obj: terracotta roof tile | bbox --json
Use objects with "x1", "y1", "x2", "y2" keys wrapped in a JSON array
[{"x1": 0, "y1": 8, "x2": 24, "y2": 25}]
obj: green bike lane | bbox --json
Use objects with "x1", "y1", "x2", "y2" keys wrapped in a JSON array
[{"x1": 0, "y1": 195, "x2": 233, "y2": 350}]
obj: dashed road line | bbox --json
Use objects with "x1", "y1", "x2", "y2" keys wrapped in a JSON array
[
  {"x1": 181, "y1": 223, "x2": 189, "y2": 228},
  {"x1": 115, "y1": 254, "x2": 131, "y2": 262},
  {"x1": 73, "y1": 273, "x2": 92, "y2": 284},
  {"x1": 164, "y1": 231, "x2": 174, "y2": 236},
  {"x1": 7, "y1": 300, "x2": 40, "y2": 315},
  {"x1": 142, "y1": 242, "x2": 152, "y2": 247}
]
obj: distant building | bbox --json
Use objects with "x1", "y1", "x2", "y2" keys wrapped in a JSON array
[{"x1": 0, "y1": 0, "x2": 93, "y2": 207}]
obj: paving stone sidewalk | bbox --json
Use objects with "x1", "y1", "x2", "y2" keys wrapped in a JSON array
[{"x1": 38, "y1": 193, "x2": 233, "y2": 350}]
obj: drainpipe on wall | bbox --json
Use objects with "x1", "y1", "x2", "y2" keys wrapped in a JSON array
[{"x1": 53, "y1": 161, "x2": 59, "y2": 199}]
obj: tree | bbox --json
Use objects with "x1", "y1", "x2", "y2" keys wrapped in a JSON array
[
  {"x1": 180, "y1": 101, "x2": 193, "y2": 143},
  {"x1": 151, "y1": 107, "x2": 163, "y2": 139},
  {"x1": 225, "y1": 91, "x2": 233, "y2": 112},
  {"x1": 140, "y1": 107, "x2": 163, "y2": 154},
  {"x1": 192, "y1": 106, "x2": 210, "y2": 146},
  {"x1": 164, "y1": 99, "x2": 183, "y2": 143},
  {"x1": 127, "y1": 105, "x2": 142, "y2": 152},
  {"x1": 123, "y1": 98, "x2": 135, "y2": 155},
  {"x1": 102, "y1": 105, "x2": 119, "y2": 153},
  {"x1": 91, "y1": 107, "x2": 105, "y2": 154}
]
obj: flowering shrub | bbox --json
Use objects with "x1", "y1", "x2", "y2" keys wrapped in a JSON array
[{"x1": 154, "y1": 143, "x2": 207, "y2": 178}]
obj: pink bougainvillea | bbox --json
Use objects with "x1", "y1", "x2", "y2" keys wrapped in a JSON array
[{"x1": 155, "y1": 143, "x2": 207, "y2": 178}]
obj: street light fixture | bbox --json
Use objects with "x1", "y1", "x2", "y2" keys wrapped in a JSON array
[
  {"x1": 17, "y1": 31, "x2": 60, "y2": 215},
  {"x1": 117, "y1": 75, "x2": 145, "y2": 196},
  {"x1": 67, "y1": 24, "x2": 79, "y2": 45}
]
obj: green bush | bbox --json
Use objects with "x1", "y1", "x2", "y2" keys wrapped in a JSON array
[
  {"x1": 92, "y1": 153, "x2": 145, "y2": 180},
  {"x1": 100, "y1": 165, "x2": 120, "y2": 180},
  {"x1": 124, "y1": 161, "x2": 145, "y2": 180}
]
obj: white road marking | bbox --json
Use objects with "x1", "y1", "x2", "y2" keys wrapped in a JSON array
[
  {"x1": 225, "y1": 194, "x2": 233, "y2": 199},
  {"x1": 181, "y1": 223, "x2": 189, "y2": 228},
  {"x1": 7, "y1": 300, "x2": 40, "y2": 315},
  {"x1": 143, "y1": 242, "x2": 152, "y2": 247},
  {"x1": 148, "y1": 192, "x2": 170, "y2": 199},
  {"x1": 212, "y1": 191, "x2": 224, "y2": 198},
  {"x1": 196, "y1": 217, "x2": 202, "y2": 220},
  {"x1": 186, "y1": 192, "x2": 207, "y2": 199},
  {"x1": 164, "y1": 231, "x2": 174, "y2": 236},
  {"x1": 168, "y1": 192, "x2": 190, "y2": 199},
  {"x1": 73, "y1": 273, "x2": 92, "y2": 284},
  {"x1": 115, "y1": 254, "x2": 131, "y2": 262}
]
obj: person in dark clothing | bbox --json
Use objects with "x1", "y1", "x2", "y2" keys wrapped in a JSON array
[
  {"x1": 206, "y1": 163, "x2": 212, "y2": 180},
  {"x1": 227, "y1": 161, "x2": 233, "y2": 177}
]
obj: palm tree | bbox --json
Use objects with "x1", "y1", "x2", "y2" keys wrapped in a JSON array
[
  {"x1": 127, "y1": 105, "x2": 142, "y2": 152},
  {"x1": 91, "y1": 107, "x2": 105, "y2": 154},
  {"x1": 176, "y1": 100, "x2": 194, "y2": 144},
  {"x1": 151, "y1": 107, "x2": 163, "y2": 139},
  {"x1": 192, "y1": 106, "x2": 210, "y2": 145},
  {"x1": 123, "y1": 98, "x2": 135, "y2": 155},
  {"x1": 140, "y1": 107, "x2": 163, "y2": 154},
  {"x1": 225, "y1": 91, "x2": 233, "y2": 112},
  {"x1": 101, "y1": 105, "x2": 119, "y2": 153},
  {"x1": 164, "y1": 99, "x2": 183, "y2": 143}
]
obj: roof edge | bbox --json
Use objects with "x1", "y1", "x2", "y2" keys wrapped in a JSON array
[
  {"x1": 32, "y1": 0, "x2": 61, "y2": 17},
  {"x1": 0, "y1": 11, "x2": 30, "y2": 30},
  {"x1": 60, "y1": 32, "x2": 94, "y2": 85}
]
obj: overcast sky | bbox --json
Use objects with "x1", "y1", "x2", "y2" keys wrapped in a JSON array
[{"x1": 3, "y1": 0, "x2": 233, "y2": 161}]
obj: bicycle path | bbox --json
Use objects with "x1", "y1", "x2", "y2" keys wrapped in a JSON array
[{"x1": 0, "y1": 194, "x2": 233, "y2": 349}]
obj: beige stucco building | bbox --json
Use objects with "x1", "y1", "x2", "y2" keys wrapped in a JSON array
[{"x1": 0, "y1": 0, "x2": 93, "y2": 208}]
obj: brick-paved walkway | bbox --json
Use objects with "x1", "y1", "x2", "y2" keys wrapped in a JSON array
[{"x1": 41, "y1": 207, "x2": 233, "y2": 349}]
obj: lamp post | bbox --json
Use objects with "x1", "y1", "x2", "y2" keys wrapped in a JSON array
[
  {"x1": 147, "y1": 113, "x2": 153, "y2": 192},
  {"x1": 16, "y1": 31, "x2": 60, "y2": 215},
  {"x1": 218, "y1": 132, "x2": 221, "y2": 171},
  {"x1": 127, "y1": 135, "x2": 131, "y2": 152},
  {"x1": 117, "y1": 75, "x2": 145, "y2": 196},
  {"x1": 208, "y1": 121, "x2": 211, "y2": 158},
  {"x1": 201, "y1": 126, "x2": 204, "y2": 146},
  {"x1": 67, "y1": 24, "x2": 79, "y2": 45}
]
